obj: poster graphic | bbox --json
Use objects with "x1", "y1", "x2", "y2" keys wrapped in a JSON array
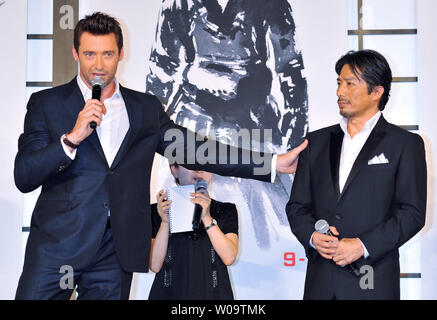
[{"x1": 146, "y1": 0, "x2": 308, "y2": 298}]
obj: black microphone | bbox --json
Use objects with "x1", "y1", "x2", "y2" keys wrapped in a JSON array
[
  {"x1": 315, "y1": 219, "x2": 361, "y2": 278},
  {"x1": 192, "y1": 179, "x2": 208, "y2": 230},
  {"x1": 89, "y1": 76, "x2": 104, "y2": 129}
]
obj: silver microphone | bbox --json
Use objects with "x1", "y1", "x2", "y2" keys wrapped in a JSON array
[
  {"x1": 193, "y1": 179, "x2": 209, "y2": 230},
  {"x1": 315, "y1": 219, "x2": 332, "y2": 235},
  {"x1": 89, "y1": 76, "x2": 104, "y2": 129}
]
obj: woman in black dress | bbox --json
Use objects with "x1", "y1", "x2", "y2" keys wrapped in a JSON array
[{"x1": 148, "y1": 164, "x2": 239, "y2": 300}]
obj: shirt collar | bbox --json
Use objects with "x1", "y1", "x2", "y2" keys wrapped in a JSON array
[
  {"x1": 76, "y1": 75, "x2": 121, "y2": 101},
  {"x1": 340, "y1": 111, "x2": 381, "y2": 137}
]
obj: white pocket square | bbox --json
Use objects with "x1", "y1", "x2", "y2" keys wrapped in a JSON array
[{"x1": 368, "y1": 153, "x2": 389, "y2": 165}]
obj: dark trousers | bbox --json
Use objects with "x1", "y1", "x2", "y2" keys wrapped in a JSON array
[{"x1": 15, "y1": 220, "x2": 133, "y2": 300}]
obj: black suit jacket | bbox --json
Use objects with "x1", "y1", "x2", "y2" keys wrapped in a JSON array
[
  {"x1": 286, "y1": 116, "x2": 427, "y2": 299},
  {"x1": 15, "y1": 78, "x2": 271, "y2": 273}
]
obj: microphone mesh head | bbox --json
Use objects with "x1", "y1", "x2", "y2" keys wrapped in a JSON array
[
  {"x1": 91, "y1": 76, "x2": 104, "y2": 87},
  {"x1": 315, "y1": 219, "x2": 330, "y2": 234},
  {"x1": 195, "y1": 179, "x2": 208, "y2": 191}
]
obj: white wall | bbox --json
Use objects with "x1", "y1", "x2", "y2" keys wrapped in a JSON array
[
  {"x1": 0, "y1": 0, "x2": 27, "y2": 299},
  {"x1": 417, "y1": 0, "x2": 437, "y2": 300},
  {"x1": 292, "y1": 0, "x2": 349, "y2": 131}
]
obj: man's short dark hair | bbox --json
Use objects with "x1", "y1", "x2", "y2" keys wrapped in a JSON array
[
  {"x1": 74, "y1": 12, "x2": 123, "y2": 52},
  {"x1": 335, "y1": 50, "x2": 392, "y2": 111}
]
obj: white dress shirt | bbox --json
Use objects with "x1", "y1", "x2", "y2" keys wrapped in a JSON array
[
  {"x1": 310, "y1": 111, "x2": 381, "y2": 259},
  {"x1": 339, "y1": 111, "x2": 381, "y2": 193},
  {"x1": 61, "y1": 76, "x2": 130, "y2": 167}
]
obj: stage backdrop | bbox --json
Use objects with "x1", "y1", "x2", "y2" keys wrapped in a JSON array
[
  {"x1": 79, "y1": 0, "x2": 348, "y2": 300},
  {"x1": 0, "y1": 0, "x2": 27, "y2": 299}
]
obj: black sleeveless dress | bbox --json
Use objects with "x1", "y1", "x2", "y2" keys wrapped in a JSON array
[{"x1": 148, "y1": 199, "x2": 238, "y2": 300}]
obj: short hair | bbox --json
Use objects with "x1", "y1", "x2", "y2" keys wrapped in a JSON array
[
  {"x1": 335, "y1": 50, "x2": 392, "y2": 111},
  {"x1": 74, "y1": 12, "x2": 123, "y2": 52}
]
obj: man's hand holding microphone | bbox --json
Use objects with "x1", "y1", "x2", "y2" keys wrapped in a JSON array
[
  {"x1": 64, "y1": 77, "x2": 106, "y2": 152},
  {"x1": 313, "y1": 220, "x2": 364, "y2": 277}
]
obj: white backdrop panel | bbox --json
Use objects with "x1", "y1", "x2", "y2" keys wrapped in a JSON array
[
  {"x1": 0, "y1": 0, "x2": 27, "y2": 300},
  {"x1": 417, "y1": 0, "x2": 437, "y2": 300}
]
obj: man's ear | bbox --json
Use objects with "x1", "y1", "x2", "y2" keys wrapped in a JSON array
[
  {"x1": 72, "y1": 46, "x2": 79, "y2": 62},
  {"x1": 372, "y1": 85, "x2": 384, "y2": 101},
  {"x1": 118, "y1": 47, "x2": 124, "y2": 61}
]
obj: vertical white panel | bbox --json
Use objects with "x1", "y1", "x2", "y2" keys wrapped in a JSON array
[
  {"x1": 348, "y1": 0, "x2": 358, "y2": 30},
  {"x1": 21, "y1": 232, "x2": 29, "y2": 267},
  {"x1": 401, "y1": 279, "x2": 421, "y2": 300},
  {"x1": 383, "y1": 82, "x2": 418, "y2": 126},
  {"x1": 27, "y1": 0, "x2": 53, "y2": 34},
  {"x1": 348, "y1": 35, "x2": 359, "y2": 51},
  {"x1": 363, "y1": 34, "x2": 417, "y2": 77},
  {"x1": 0, "y1": 0, "x2": 27, "y2": 300},
  {"x1": 22, "y1": 188, "x2": 41, "y2": 228},
  {"x1": 400, "y1": 234, "x2": 421, "y2": 300},
  {"x1": 400, "y1": 235, "x2": 421, "y2": 273},
  {"x1": 362, "y1": 0, "x2": 417, "y2": 29},
  {"x1": 26, "y1": 39, "x2": 53, "y2": 82},
  {"x1": 417, "y1": 0, "x2": 437, "y2": 300}
]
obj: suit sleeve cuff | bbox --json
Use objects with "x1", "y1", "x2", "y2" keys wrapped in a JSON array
[
  {"x1": 309, "y1": 231, "x2": 316, "y2": 249},
  {"x1": 60, "y1": 134, "x2": 77, "y2": 160},
  {"x1": 357, "y1": 238, "x2": 370, "y2": 259}
]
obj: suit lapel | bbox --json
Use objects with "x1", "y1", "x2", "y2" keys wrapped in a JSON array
[
  {"x1": 64, "y1": 78, "x2": 85, "y2": 125},
  {"x1": 110, "y1": 85, "x2": 143, "y2": 169},
  {"x1": 63, "y1": 78, "x2": 108, "y2": 166},
  {"x1": 339, "y1": 116, "x2": 388, "y2": 200},
  {"x1": 330, "y1": 126, "x2": 344, "y2": 199}
]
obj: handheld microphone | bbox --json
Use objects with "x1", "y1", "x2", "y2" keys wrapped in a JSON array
[
  {"x1": 315, "y1": 219, "x2": 361, "y2": 278},
  {"x1": 192, "y1": 179, "x2": 208, "y2": 230},
  {"x1": 89, "y1": 76, "x2": 104, "y2": 129}
]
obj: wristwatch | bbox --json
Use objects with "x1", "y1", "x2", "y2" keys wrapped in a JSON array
[
  {"x1": 62, "y1": 134, "x2": 80, "y2": 149},
  {"x1": 204, "y1": 218, "x2": 217, "y2": 231}
]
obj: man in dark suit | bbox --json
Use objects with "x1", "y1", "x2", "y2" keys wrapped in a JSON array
[
  {"x1": 14, "y1": 12, "x2": 305, "y2": 300},
  {"x1": 287, "y1": 50, "x2": 427, "y2": 300}
]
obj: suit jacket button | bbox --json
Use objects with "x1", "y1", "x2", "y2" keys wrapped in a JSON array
[
  {"x1": 109, "y1": 171, "x2": 114, "y2": 176},
  {"x1": 335, "y1": 214, "x2": 342, "y2": 220},
  {"x1": 103, "y1": 202, "x2": 109, "y2": 209}
]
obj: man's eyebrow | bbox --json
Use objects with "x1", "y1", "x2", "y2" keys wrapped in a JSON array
[{"x1": 337, "y1": 77, "x2": 358, "y2": 81}]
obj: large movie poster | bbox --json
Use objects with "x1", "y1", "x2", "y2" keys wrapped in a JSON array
[{"x1": 145, "y1": 0, "x2": 308, "y2": 299}]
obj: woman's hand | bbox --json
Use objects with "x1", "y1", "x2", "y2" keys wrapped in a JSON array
[
  {"x1": 190, "y1": 192, "x2": 212, "y2": 225},
  {"x1": 156, "y1": 190, "x2": 171, "y2": 223}
]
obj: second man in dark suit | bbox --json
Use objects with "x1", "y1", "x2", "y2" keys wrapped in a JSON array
[{"x1": 287, "y1": 50, "x2": 427, "y2": 299}]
